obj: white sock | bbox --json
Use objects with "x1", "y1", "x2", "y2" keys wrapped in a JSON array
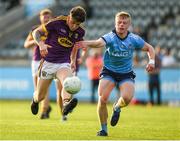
[{"x1": 115, "y1": 97, "x2": 126, "y2": 108}]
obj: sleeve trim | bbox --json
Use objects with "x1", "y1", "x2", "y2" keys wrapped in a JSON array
[
  {"x1": 42, "y1": 23, "x2": 48, "y2": 35},
  {"x1": 101, "y1": 37, "x2": 107, "y2": 44}
]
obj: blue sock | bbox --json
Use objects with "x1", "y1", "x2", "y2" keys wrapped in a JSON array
[
  {"x1": 114, "y1": 106, "x2": 121, "y2": 112},
  {"x1": 101, "y1": 123, "x2": 107, "y2": 132}
]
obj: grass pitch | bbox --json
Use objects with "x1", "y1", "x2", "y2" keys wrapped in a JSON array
[{"x1": 0, "y1": 100, "x2": 180, "y2": 140}]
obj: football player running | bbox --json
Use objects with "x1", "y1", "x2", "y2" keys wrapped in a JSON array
[
  {"x1": 75, "y1": 11, "x2": 155, "y2": 136},
  {"x1": 31, "y1": 6, "x2": 86, "y2": 120}
]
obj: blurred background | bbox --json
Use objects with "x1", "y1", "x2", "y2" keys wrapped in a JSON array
[{"x1": 0, "y1": 0, "x2": 179, "y2": 106}]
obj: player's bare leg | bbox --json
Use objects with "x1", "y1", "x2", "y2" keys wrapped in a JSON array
[
  {"x1": 55, "y1": 80, "x2": 63, "y2": 112},
  {"x1": 31, "y1": 79, "x2": 52, "y2": 115},
  {"x1": 32, "y1": 75, "x2": 51, "y2": 118},
  {"x1": 55, "y1": 80, "x2": 67, "y2": 121},
  {"x1": 32, "y1": 75, "x2": 38, "y2": 91},
  {"x1": 56, "y1": 68, "x2": 78, "y2": 116},
  {"x1": 111, "y1": 81, "x2": 135, "y2": 126},
  {"x1": 97, "y1": 79, "x2": 115, "y2": 136},
  {"x1": 40, "y1": 92, "x2": 52, "y2": 119}
]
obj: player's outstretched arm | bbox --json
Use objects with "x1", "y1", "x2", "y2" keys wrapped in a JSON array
[
  {"x1": 142, "y1": 42, "x2": 155, "y2": 72},
  {"x1": 75, "y1": 38, "x2": 106, "y2": 49},
  {"x1": 32, "y1": 26, "x2": 51, "y2": 57}
]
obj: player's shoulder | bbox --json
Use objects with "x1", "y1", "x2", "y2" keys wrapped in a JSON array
[
  {"x1": 103, "y1": 30, "x2": 116, "y2": 39},
  {"x1": 74, "y1": 24, "x2": 85, "y2": 37},
  {"x1": 127, "y1": 32, "x2": 145, "y2": 46},
  {"x1": 128, "y1": 32, "x2": 141, "y2": 39},
  {"x1": 49, "y1": 15, "x2": 67, "y2": 23},
  {"x1": 77, "y1": 24, "x2": 85, "y2": 34},
  {"x1": 79, "y1": 24, "x2": 85, "y2": 31},
  {"x1": 100, "y1": 30, "x2": 115, "y2": 44},
  {"x1": 55, "y1": 15, "x2": 67, "y2": 21},
  {"x1": 102, "y1": 30, "x2": 114, "y2": 36},
  {"x1": 31, "y1": 24, "x2": 40, "y2": 31}
]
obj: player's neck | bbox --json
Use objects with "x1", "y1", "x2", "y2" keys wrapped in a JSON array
[{"x1": 117, "y1": 31, "x2": 128, "y2": 40}]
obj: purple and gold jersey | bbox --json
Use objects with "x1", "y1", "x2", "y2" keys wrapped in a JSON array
[
  {"x1": 30, "y1": 25, "x2": 41, "y2": 61},
  {"x1": 42, "y1": 16, "x2": 85, "y2": 63},
  {"x1": 30, "y1": 25, "x2": 47, "y2": 61},
  {"x1": 33, "y1": 45, "x2": 41, "y2": 61}
]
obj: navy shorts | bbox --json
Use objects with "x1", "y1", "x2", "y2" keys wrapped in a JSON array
[{"x1": 100, "y1": 67, "x2": 136, "y2": 87}]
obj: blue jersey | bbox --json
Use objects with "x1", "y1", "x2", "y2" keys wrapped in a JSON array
[{"x1": 101, "y1": 30, "x2": 145, "y2": 73}]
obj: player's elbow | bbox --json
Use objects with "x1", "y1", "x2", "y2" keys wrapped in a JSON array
[
  {"x1": 32, "y1": 30, "x2": 36, "y2": 40},
  {"x1": 24, "y1": 41, "x2": 29, "y2": 49},
  {"x1": 148, "y1": 44, "x2": 154, "y2": 51},
  {"x1": 148, "y1": 45, "x2": 155, "y2": 55},
  {"x1": 143, "y1": 42, "x2": 154, "y2": 52}
]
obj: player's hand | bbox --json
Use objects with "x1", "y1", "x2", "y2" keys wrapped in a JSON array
[
  {"x1": 39, "y1": 41, "x2": 52, "y2": 58},
  {"x1": 146, "y1": 60, "x2": 155, "y2": 73},
  {"x1": 77, "y1": 58, "x2": 83, "y2": 65},
  {"x1": 75, "y1": 41, "x2": 87, "y2": 51}
]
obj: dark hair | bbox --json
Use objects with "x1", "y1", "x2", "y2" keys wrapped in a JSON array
[{"x1": 70, "y1": 6, "x2": 86, "y2": 23}]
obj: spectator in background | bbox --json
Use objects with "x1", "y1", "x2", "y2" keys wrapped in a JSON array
[
  {"x1": 148, "y1": 45, "x2": 162, "y2": 105},
  {"x1": 24, "y1": 9, "x2": 53, "y2": 119},
  {"x1": 86, "y1": 49, "x2": 103, "y2": 103},
  {"x1": 162, "y1": 48, "x2": 176, "y2": 67}
]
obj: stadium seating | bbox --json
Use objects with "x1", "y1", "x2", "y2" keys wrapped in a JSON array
[{"x1": 0, "y1": 0, "x2": 179, "y2": 64}]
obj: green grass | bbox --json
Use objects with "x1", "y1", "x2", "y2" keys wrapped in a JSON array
[{"x1": 0, "y1": 100, "x2": 180, "y2": 140}]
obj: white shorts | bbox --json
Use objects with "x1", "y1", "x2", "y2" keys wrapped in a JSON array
[
  {"x1": 31, "y1": 60, "x2": 40, "y2": 77},
  {"x1": 39, "y1": 60, "x2": 71, "y2": 79}
]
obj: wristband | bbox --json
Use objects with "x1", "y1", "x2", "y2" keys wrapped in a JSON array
[{"x1": 149, "y1": 59, "x2": 155, "y2": 65}]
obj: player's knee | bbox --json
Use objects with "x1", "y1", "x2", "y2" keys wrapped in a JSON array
[{"x1": 99, "y1": 96, "x2": 108, "y2": 104}]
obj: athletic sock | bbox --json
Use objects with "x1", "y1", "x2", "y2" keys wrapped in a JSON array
[
  {"x1": 101, "y1": 123, "x2": 107, "y2": 133},
  {"x1": 114, "y1": 106, "x2": 120, "y2": 112},
  {"x1": 63, "y1": 99, "x2": 71, "y2": 106},
  {"x1": 33, "y1": 97, "x2": 38, "y2": 103},
  {"x1": 33, "y1": 92, "x2": 39, "y2": 103},
  {"x1": 116, "y1": 97, "x2": 126, "y2": 108}
]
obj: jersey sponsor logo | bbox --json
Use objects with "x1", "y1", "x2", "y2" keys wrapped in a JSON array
[
  {"x1": 107, "y1": 48, "x2": 130, "y2": 57},
  {"x1": 110, "y1": 50, "x2": 130, "y2": 57},
  {"x1": 111, "y1": 51, "x2": 129, "y2": 57},
  {"x1": 58, "y1": 37, "x2": 73, "y2": 48}
]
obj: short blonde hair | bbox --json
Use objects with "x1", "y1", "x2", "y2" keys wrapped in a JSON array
[
  {"x1": 115, "y1": 11, "x2": 131, "y2": 22},
  {"x1": 40, "y1": 8, "x2": 52, "y2": 16}
]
